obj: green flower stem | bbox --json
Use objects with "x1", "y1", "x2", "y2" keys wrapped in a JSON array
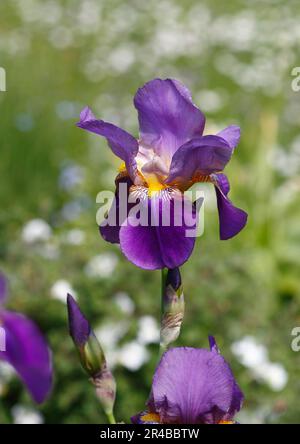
[
  {"x1": 161, "y1": 268, "x2": 168, "y2": 312},
  {"x1": 106, "y1": 411, "x2": 116, "y2": 425},
  {"x1": 159, "y1": 268, "x2": 168, "y2": 358}
]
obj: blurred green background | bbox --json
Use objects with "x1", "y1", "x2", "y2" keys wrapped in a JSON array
[{"x1": 1, "y1": 0, "x2": 300, "y2": 424}]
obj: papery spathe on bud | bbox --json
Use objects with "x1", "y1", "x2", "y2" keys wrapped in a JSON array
[
  {"x1": 92, "y1": 366, "x2": 116, "y2": 419},
  {"x1": 160, "y1": 268, "x2": 185, "y2": 349}
]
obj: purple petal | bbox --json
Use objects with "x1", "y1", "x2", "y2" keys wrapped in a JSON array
[
  {"x1": 226, "y1": 381, "x2": 244, "y2": 420},
  {"x1": 0, "y1": 272, "x2": 8, "y2": 305},
  {"x1": 151, "y1": 346, "x2": 242, "y2": 424},
  {"x1": 99, "y1": 175, "x2": 134, "y2": 244},
  {"x1": 166, "y1": 135, "x2": 233, "y2": 186},
  {"x1": 77, "y1": 107, "x2": 139, "y2": 181},
  {"x1": 0, "y1": 311, "x2": 52, "y2": 404},
  {"x1": 217, "y1": 125, "x2": 240, "y2": 149},
  {"x1": 134, "y1": 79, "x2": 205, "y2": 159},
  {"x1": 67, "y1": 294, "x2": 91, "y2": 347},
  {"x1": 214, "y1": 174, "x2": 248, "y2": 240},
  {"x1": 119, "y1": 191, "x2": 196, "y2": 270}
]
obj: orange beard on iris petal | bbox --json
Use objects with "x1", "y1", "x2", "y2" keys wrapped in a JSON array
[
  {"x1": 140, "y1": 412, "x2": 161, "y2": 423},
  {"x1": 118, "y1": 162, "x2": 169, "y2": 197},
  {"x1": 218, "y1": 420, "x2": 235, "y2": 424}
]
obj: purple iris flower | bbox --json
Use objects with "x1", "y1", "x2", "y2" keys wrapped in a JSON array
[
  {"x1": 132, "y1": 337, "x2": 243, "y2": 424},
  {"x1": 77, "y1": 78, "x2": 247, "y2": 270},
  {"x1": 0, "y1": 272, "x2": 53, "y2": 404}
]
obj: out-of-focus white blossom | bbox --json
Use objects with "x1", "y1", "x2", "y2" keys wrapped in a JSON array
[
  {"x1": 61, "y1": 229, "x2": 86, "y2": 246},
  {"x1": 231, "y1": 336, "x2": 288, "y2": 391},
  {"x1": 108, "y1": 45, "x2": 136, "y2": 73},
  {"x1": 196, "y1": 90, "x2": 224, "y2": 113},
  {"x1": 50, "y1": 280, "x2": 77, "y2": 303},
  {"x1": 11, "y1": 405, "x2": 44, "y2": 424},
  {"x1": 231, "y1": 336, "x2": 268, "y2": 369},
  {"x1": 254, "y1": 362, "x2": 288, "y2": 392},
  {"x1": 22, "y1": 219, "x2": 52, "y2": 244},
  {"x1": 48, "y1": 26, "x2": 73, "y2": 49},
  {"x1": 137, "y1": 316, "x2": 160, "y2": 345},
  {"x1": 76, "y1": 0, "x2": 102, "y2": 35},
  {"x1": 113, "y1": 292, "x2": 135, "y2": 315},
  {"x1": 118, "y1": 341, "x2": 150, "y2": 371},
  {"x1": 84, "y1": 253, "x2": 118, "y2": 279},
  {"x1": 95, "y1": 321, "x2": 129, "y2": 350},
  {"x1": 59, "y1": 163, "x2": 85, "y2": 191}
]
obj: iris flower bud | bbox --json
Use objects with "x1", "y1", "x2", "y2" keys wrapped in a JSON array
[
  {"x1": 160, "y1": 268, "x2": 185, "y2": 349},
  {"x1": 67, "y1": 294, "x2": 116, "y2": 420}
]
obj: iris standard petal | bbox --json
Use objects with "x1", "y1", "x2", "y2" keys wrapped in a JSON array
[
  {"x1": 166, "y1": 135, "x2": 233, "y2": 188},
  {"x1": 151, "y1": 347, "x2": 239, "y2": 424},
  {"x1": 77, "y1": 107, "x2": 139, "y2": 181},
  {"x1": 134, "y1": 79, "x2": 205, "y2": 159},
  {"x1": 0, "y1": 272, "x2": 8, "y2": 305},
  {"x1": 0, "y1": 311, "x2": 52, "y2": 404},
  {"x1": 214, "y1": 174, "x2": 248, "y2": 240},
  {"x1": 217, "y1": 125, "x2": 241, "y2": 149},
  {"x1": 119, "y1": 190, "x2": 197, "y2": 270},
  {"x1": 99, "y1": 175, "x2": 134, "y2": 244}
]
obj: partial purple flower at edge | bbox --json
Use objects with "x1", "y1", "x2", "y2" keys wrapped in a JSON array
[
  {"x1": 132, "y1": 336, "x2": 243, "y2": 424},
  {"x1": 77, "y1": 78, "x2": 248, "y2": 270},
  {"x1": 0, "y1": 272, "x2": 53, "y2": 404}
]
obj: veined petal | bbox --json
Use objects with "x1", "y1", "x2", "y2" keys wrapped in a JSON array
[
  {"x1": 207, "y1": 335, "x2": 242, "y2": 420},
  {"x1": 77, "y1": 107, "x2": 139, "y2": 181},
  {"x1": 0, "y1": 311, "x2": 52, "y2": 404},
  {"x1": 151, "y1": 344, "x2": 241, "y2": 424},
  {"x1": 134, "y1": 79, "x2": 205, "y2": 159},
  {"x1": 119, "y1": 190, "x2": 197, "y2": 270},
  {"x1": 166, "y1": 135, "x2": 233, "y2": 187},
  {"x1": 226, "y1": 381, "x2": 244, "y2": 420},
  {"x1": 217, "y1": 125, "x2": 241, "y2": 149},
  {"x1": 214, "y1": 174, "x2": 248, "y2": 240}
]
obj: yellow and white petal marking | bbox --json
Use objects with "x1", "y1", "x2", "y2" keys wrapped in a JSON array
[{"x1": 140, "y1": 412, "x2": 161, "y2": 424}]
